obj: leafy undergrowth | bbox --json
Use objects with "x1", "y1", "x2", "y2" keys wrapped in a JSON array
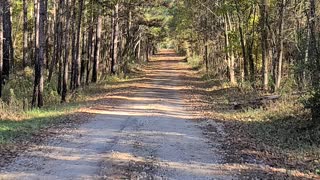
[
  {"x1": 187, "y1": 55, "x2": 203, "y2": 70},
  {"x1": 186, "y1": 72, "x2": 320, "y2": 179}
]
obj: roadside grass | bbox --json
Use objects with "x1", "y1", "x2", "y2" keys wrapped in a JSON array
[
  {"x1": 0, "y1": 107, "x2": 75, "y2": 144},
  {"x1": 0, "y1": 68, "x2": 142, "y2": 145},
  {"x1": 192, "y1": 73, "x2": 320, "y2": 177},
  {"x1": 0, "y1": 95, "x2": 86, "y2": 145}
]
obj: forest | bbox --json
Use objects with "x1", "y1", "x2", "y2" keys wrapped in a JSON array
[
  {"x1": 0, "y1": 0, "x2": 170, "y2": 108},
  {"x1": 0, "y1": 0, "x2": 320, "y2": 178},
  {"x1": 170, "y1": 0, "x2": 320, "y2": 121},
  {"x1": 0, "y1": 0, "x2": 319, "y2": 116}
]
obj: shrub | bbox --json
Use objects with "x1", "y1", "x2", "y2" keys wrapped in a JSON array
[
  {"x1": 187, "y1": 55, "x2": 203, "y2": 70},
  {"x1": 305, "y1": 89, "x2": 320, "y2": 122}
]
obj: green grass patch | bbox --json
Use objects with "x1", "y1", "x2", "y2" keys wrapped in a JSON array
[
  {"x1": 0, "y1": 104, "x2": 81, "y2": 144},
  {"x1": 0, "y1": 68, "x2": 139, "y2": 144}
]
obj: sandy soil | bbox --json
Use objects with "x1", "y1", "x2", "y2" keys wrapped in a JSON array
[{"x1": 0, "y1": 50, "x2": 236, "y2": 179}]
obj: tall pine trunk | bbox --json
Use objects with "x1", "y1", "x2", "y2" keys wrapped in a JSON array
[
  {"x1": 111, "y1": 3, "x2": 119, "y2": 74},
  {"x1": 70, "y1": 0, "x2": 76, "y2": 90},
  {"x1": 275, "y1": 0, "x2": 285, "y2": 91},
  {"x1": 0, "y1": 0, "x2": 3, "y2": 97},
  {"x1": 74, "y1": 0, "x2": 84, "y2": 88},
  {"x1": 32, "y1": 0, "x2": 46, "y2": 108},
  {"x1": 224, "y1": 13, "x2": 236, "y2": 85},
  {"x1": 57, "y1": 0, "x2": 64, "y2": 94},
  {"x1": 260, "y1": 0, "x2": 269, "y2": 91},
  {"x1": 23, "y1": 0, "x2": 28, "y2": 68},
  {"x1": 48, "y1": 0, "x2": 59, "y2": 82},
  {"x1": 309, "y1": 0, "x2": 320, "y2": 122},
  {"x1": 61, "y1": 0, "x2": 70, "y2": 103},
  {"x1": 92, "y1": 8, "x2": 102, "y2": 83},
  {"x1": 2, "y1": 0, "x2": 13, "y2": 78}
]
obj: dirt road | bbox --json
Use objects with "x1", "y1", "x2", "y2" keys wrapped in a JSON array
[{"x1": 0, "y1": 51, "x2": 235, "y2": 179}]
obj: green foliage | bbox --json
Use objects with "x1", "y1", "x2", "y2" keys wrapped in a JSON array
[
  {"x1": 2, "y1": 68, "x2": 61, "y2": 107},
  {"x1": 187, "y1": 55, "x2": 202, "y2": 70},
  {"x1": 159, "y1": 38, "x2": 175, "y2": 49},
  {"x1": 304, "y1": 90, "x2": 320, "y2": 122},
  {"x1": 278, "y1": 76, "x2": 297, "y2": 95}
]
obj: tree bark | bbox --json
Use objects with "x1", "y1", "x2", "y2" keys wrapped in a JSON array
[
  {"x1": 235, "y1": 1, "x2": 248, "y2": 81},
  {"x1": 61, "y1": 0, "x2": 70, "y2": 103},
  {"x1": 309, "y1": 0, "x2": 320, "y2": 121},
  {"x1": 0, "y1": 0, "x2": 3, "y2": 97},
  {"x1": 70, "y1": 0, "x2": 76, "y2": 90},
  {"x1": 23, "y1": 0, "x2": 28, "y2": 68},
  {"x1": 260, "y1": 0, "x2": 269, "y2": 91},
  {"x1": 2, "y1": 0, "x2": 13, "y2": 78},
  {"x1": 74, "y1": 0, "x2": 84, "y2": 88},
  {"x1": 275, "y1": 0, "x2": 285, "y2": 91},
  {"x1": 32, "y1": 0, "x2": 46, "y2": 108},
  {"x1": 111, "y1": 3, "x2": 119, "y2": 74},
  {"x1": 248, "y1": 5, "x2": 257, "y2": 83},
  {"x1": 31, "y1": 0, "x2": 39, "y2": 108},
  {"x1": 57, "y1": 0, "x2": 64, "y2": 94},
  {"x1": 92, "y1": 7, "x2": 102, "y2": 83},
  {"x1": 225, "y1": 13, "x2": 236, "y2": 85},
  {"x1": 204, "y1": 12, "x2": 208, "y2": 73},
  {"x1": 80, "y1": 27, "x2": 86, "y2": 83},
  {"x1": 86, "y1": 0, "x2": 94, "y2": 85},
  {"x1": 48, "y1": 0, "x2": 60, "y2": 82}
]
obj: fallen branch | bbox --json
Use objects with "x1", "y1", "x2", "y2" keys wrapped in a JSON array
[{"x1": 232, "y1": 95, "x2": 281, "y2": 110}]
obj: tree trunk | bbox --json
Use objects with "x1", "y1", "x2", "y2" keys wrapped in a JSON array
[
  {"x1": 92, "y1": 8, "x2": 102, "y2": 83},
  {"x1": 137, "y1": 32, "x2": 141, "y2": 62},
  {"x1": 111, "y1": 3, "x2": 119, "y2": 74},
  {"x1": 275, "y1": 0, "x2": 285, "y2": 91},
  {"x1": 234, "y1": 1, "x2": 248, "y2": 80},
  {"x1": 43, "y1": 0, "x2": 48, "y2": 70},
  {"x1": 31, "y1": 0, "x2": 39, "y2": 108},
  {"x1": 23, "y1": 0, "x2": 28, "y2": 68},
  {"x1": 2, "y1": 0, "x2": 13, "y2": 78},
  {"x1": 0, "y1": 0, "x2": 3, "y2": 97},
  {"x1": 32, "y1": 0, "x2": 46, "y2": 108},
  {"x1": 48, "y1": 0, "x2": 60, "y2": 82},
  {"x1": 309, "y1": 0, "x2": 320, "y2": 121},
  {"x1": 57, "y1": 0, "x2": 64, "y2": 94},
  {"x1": 248, "y1": 5, "x2": 257, "y2": 83},
  {"x1": 260, "y1": 0, "x2": 269, "y2": 91},
  {"x1": 227, "y1": 14, "x2": 236, "y2": 85},
  {"x1": 61, "y1": 0, "x2": 70, "y2": 103},
  {"x1": 225, "y1": 13, "x2": 236, "y2": 85},
  {"x1": 70, "y1": 0, "x2": 76, "y2": 90},
  {"x1": 146, "y1": 39, "x2": 149, "y2": 62},
  {"x1": 37, "y1": 0, "x2": 46, "y2": 107},
  {"x1": 204, "y1": 14, "x2": 209, "y2": 73},
  {"x1": 86, "y1": 1, "x2": 94, "y2": 85},
  {"x1": 74, "y1": 0, "x2": 84, "y2": 88},
  {"x1": 80, "y1": 28, "x2": 86, "y2": 83},
  {"x1": 204, "y1": 38, "x2": 208, "y2": 73}
]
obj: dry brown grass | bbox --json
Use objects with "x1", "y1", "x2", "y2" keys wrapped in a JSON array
[{"x1": 183, "y1": 69, "x2": 320, "y2": 179}]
